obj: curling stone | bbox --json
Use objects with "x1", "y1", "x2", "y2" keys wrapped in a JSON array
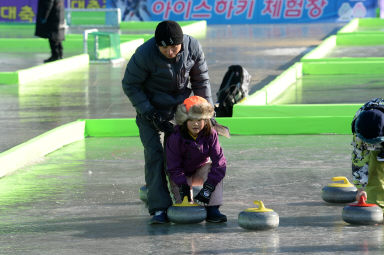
[
  {"x1": 238, "y1": 200, "x2": 279, "y2": 230},
  {"x1": 139, "y1": 185, "x2": 147, "y2": 202},
  {"x1": 167, "y1": 196, "x2": 207, "y2": 224},
  {"x1": 321, "y1": 176, "x2": 357, "y2": 203},
  {"x1": 342, "y1": 196, "x2": 383, "y2": 225}
]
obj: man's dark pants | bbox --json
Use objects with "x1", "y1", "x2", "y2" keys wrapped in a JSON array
[{"x1": 136, "y1": 114, "x2": 172, "y2": 214}]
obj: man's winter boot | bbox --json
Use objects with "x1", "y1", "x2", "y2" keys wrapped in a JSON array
[{"x1": 149, "y1": 210, "x2": 169, "y2": 224}]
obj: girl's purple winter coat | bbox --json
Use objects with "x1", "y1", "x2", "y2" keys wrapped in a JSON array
[{"x1": 166, "y1": 126, "x2": 226, "y2": 187}]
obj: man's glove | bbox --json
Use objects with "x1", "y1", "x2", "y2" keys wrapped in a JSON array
[
  {"x1": 143, "y1": 110, "x2": 174, "y2": 133},
  {"x1": 194, "y1": 182, "x2": 215, "y2": 205},
  {"x1": 179, "y1": 184, "x2": 191, "y2": 202},
  {"x1": 143, "y1": 109, "x2": 160, "y2": 122},
  {"x1": 154, "y1": 120, "x2": 174, "y2": 134}
]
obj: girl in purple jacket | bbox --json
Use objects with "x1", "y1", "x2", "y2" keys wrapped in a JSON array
[{"x1": 166, "y1": 96, "x2": 227, "y2": 223}]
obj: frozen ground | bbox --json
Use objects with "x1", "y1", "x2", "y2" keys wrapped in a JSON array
[
  {"x1": 271, "y1": 74, "x2": 384, "y2": 104},
  {"x1": 0, "y1": 135, "x2": 383, "y2": 255}
]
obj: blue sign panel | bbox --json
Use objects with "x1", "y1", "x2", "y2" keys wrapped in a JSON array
[
  {"x1": 0, "y1": 0, "x2": 377, "y2": 23},
  {"x1": 107, "y1": 0, "x2": 378, "y2": 24}
]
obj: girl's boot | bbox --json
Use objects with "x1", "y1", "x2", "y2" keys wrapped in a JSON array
[{"x1": 206, "y1": 206, "x2": 227, "y2": 223}]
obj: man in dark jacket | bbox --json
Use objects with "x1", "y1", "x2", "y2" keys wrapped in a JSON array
[
  {"x1": 35, "y1": 0, "x2": 65, "y2": 63},
  {"x1": 122, "y1": 20, "x2": 213, "y2": 224}
]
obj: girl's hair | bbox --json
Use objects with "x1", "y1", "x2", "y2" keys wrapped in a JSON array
[{"x1": 180, "y1": 119, "x2": 212, "y2": 137}]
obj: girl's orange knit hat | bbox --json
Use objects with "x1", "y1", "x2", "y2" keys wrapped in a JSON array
[{"x1": 175, "y1": 96, "x2": 214, "y2": 125}]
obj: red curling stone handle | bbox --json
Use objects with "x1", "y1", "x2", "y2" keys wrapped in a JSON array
[{"x1": 350, "y1": 195, "x2": 378, "y2": 207}]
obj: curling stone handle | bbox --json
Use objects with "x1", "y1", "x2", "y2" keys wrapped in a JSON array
[
  {"x1": 172, "y1": 196, "x2": 200, "y2": 207},
  {"x1": 357, "y1": 195, "x2": 367, "y2": 206},
  {"x1": 332, "y1": 176, "x2": 351, "y2": 185},
  {"x1": 253, "y1": 200, "x2": 266, "y2": 210},
  {"x1": 181, "y1": 196, "x2": 190, "y2": 205},
  {"x1": 245, "y1": 200, "x2": 274, "y2": 212}
]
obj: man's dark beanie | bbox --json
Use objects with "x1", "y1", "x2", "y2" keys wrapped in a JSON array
[
  {"x1": 155, "y1": 20, "x2": 183, "y2": 46},
  {"x1": 355, "y1": 108, "x2": 384, "y2": 140}
]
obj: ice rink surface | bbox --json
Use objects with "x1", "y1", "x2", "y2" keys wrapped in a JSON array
[
  {"x1": 1, "y1": 135, "x2": 383, "y2": 255},
  {"x1": 2, "y1": 22, "x2": 384, "y2": 254},
  {"x1": 272, "y1": 74, "x2": 384, "y2": 104}
]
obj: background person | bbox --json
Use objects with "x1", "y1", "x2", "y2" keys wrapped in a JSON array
[
  {"x1": 351, "y1": 97, "x2": 384, "y2": 209},
  {"x1": 35, "y1": 0, "x2": 65, "y2": 63}
]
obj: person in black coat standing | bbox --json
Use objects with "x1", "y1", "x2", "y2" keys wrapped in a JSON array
[{"x1": 35, "y1": 0, "x2": 66, "y2": 63}]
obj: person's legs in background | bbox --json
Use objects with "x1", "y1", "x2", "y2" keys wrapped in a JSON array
[
  {"x1": 44, "y1": 38, "x2": 63, "y2": 63},
  {"x1": 58, "y1": 41, "x2": 63, "y2": 59}
]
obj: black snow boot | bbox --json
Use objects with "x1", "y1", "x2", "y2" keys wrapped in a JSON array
[
  {"x1": 206, "y1": 206, "x2": 227, "y2": 223},
  {"x1": 44, "y1": 39, "x2": 62, "y2": 63}
]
